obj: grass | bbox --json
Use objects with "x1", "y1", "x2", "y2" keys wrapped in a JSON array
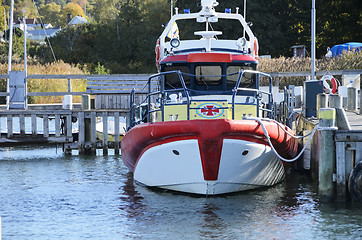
[
  {"x1": 0, "y1": 60, "x2": 86, "y2": 104},
  {"x1": 258, "y1": 50, "x2": 361, "y2": 87}
]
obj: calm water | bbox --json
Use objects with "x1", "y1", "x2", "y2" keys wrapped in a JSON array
[{"x1": 0, "y1": 146, "x2": 361, "y2": 240}]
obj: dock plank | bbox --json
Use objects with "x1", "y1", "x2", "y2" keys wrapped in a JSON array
[{"x1": 345, "y1": 112, "x2": 362, "y2": 130}]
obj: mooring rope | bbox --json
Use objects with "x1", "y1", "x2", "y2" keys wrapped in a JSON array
[{"x1": 243, "y1": 117, "x2": 319, "y2": 163}]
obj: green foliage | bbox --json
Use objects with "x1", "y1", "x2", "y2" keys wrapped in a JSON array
[
  {"x1": 87, "y1": 62, "x2": 110, "y2": 74},
  {"x1": 0, "y1": 0, "x2": 358, "y2": 74},
  {"x1": 38, "y1": 2, "x2": 62, "y2": 27}
]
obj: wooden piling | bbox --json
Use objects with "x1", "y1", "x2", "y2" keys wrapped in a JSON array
[
  {"x1": 329, "y1": 94, "x2": 351, "y2": 130},
  {"x1": 31, "y1": 114, "x2": 37, "y2": 136},
  {"x1": 102, "y1": 112, "x2": 108, "y2": 155},
  {"x1": 78, "y1": 112, "x2": 85, "y2": 154},
  {"x1": 114, "y1": 112, "x2": 120, "y2": 155},
  {"x1": 317, "y1": 93, "x2": 328, "y2": 118},
  {"x1": 7, "y1": 115, "x2": 12, "y2": 138},
  {"x1": 347, "y1": 87, "x2": 357, "y2": 112},
  {"x1": 336, "y1": 142, "x2": 347, "y2": 201},
  {"x1": 43, "y1": 115, "x2": 49, "y2": 138},
  {"x1": 55, "y1": 114, "x2": 61, "y2": 138},
  {"x1": 318, "y1": 108, "x2": 337, "y2": 202},
  {"x1": 20, "y1": 115, "x2": 25, "y2": 137},
  {"x1": 90, "y1": 112, "x2": 97, "y2": 154},
  {"x1": 81, "y1": 94, "x2": 90, "y2": 110}
]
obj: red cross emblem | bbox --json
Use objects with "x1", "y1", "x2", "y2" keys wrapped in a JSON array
[{"x1": 200, "y1": 105, "x2": 220, "y2": 116}]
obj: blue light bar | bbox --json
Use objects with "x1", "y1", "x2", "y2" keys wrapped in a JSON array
[
  {"x1": 184, "y1": 9, "x2": 190, "y2": 14},
  {"x1": 225, "y1": 8, "x2": 231, "y2": 14}
]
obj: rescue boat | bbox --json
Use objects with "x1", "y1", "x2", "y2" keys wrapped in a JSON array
[{"x1": 121, "y1": 0, "x2": 299, "y2": 195}]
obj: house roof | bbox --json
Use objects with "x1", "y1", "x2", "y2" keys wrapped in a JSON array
[
  {"x1": 27, "y1": 28, "x2": 61, "y2": 37},
  {"x1": 68, "y1": 16, "x2": 87, "y2": 26}
]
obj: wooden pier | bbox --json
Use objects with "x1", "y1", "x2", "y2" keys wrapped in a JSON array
[
  {"x1": 0, "y1": 109, "x2": 128, "y2": 154},
  {"x1": 0, "y1": 73, "x2": 156, "y2": 154}
]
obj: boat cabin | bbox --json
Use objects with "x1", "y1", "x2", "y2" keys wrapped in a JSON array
[{"x1": 160, "y1": 53, "x2": 258, "y2": 92}]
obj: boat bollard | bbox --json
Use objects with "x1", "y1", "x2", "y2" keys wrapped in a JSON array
[{"x1": 318, "y1": 108, "x2": 337, "y2": 202}]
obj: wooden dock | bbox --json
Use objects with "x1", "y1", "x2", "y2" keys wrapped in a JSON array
[
  {"x1": 0, "y1": 109, "x2": 128, "y2": 155},
  {"x1": 297, "y1": 109, "x2": 362, "y2": 202}
]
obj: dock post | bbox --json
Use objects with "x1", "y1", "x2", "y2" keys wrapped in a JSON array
[
  {"x1": 90, "y1": 112, "x2": 97, "y2": 155},
  {"x1": 316, "y1": 93, "x2": 328, "y2": 118},
  {"x1": 102, "y1": 112, "x2": 108, "y2": 155},
  {"x1": 31, "y1": 114, "x2": 37, "y2": 137},
  {"x1": 78, "y1": 112, "x2": 85, "y2": 154},
  {"x1": 318, "y1": 108, "x2": 337, "y2": 202},
  {"x1": 329, "y1": 94, "x2": 351, "y2": 130},
  {"x1": 347, "y1": 87, "x2": 357, "y2": 112},
  {"x1": 81, "y1": 94, "x2": 90, "y2": 110},
  {"x1": 81, "y1": 95, "x2": 91, "y2": 154},
  {"x1": 114, "y1": 112, "x2": 120, "y2": 155},
  {"x1": 7, "y1": 114, "x2": 13, "y2": 138}
]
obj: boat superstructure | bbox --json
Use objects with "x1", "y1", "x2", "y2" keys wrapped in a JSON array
[{"x1": 121, "y1": 0, "x2": 299, "y2": 195}]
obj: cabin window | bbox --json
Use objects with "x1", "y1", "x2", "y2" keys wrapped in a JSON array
[
  {"x1": 226, "y1": 65, "x2": 255, "y2": 88},
  {"x1": 164, "y1": 65, "x2": 191, "y2": 88},
  {"x1": 195, "y1": 65, "x2": 222, "y2": 86}
]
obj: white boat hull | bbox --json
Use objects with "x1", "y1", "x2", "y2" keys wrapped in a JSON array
[{"x1": 134, "y1": 138, "x2": 284, "y2": 195}]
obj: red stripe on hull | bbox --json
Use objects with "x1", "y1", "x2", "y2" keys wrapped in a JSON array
[{"x1": 121, "y1": 119, "x2": 298, "y2": 181}]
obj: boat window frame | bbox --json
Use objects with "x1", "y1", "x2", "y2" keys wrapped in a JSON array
[
  {"x1": 162, "y1": 64, "x2": 191, "y2": 89},
  {"x1": 226, "y1": 63, "x2": 257, "y2": 89},
  {"x1": 194, "y1": 64, "x2": 223, "y2": 87}
]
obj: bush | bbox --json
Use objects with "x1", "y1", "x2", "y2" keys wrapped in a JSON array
[{"x1": 258, "y1": 50, "x2": 361, "y2": 87}]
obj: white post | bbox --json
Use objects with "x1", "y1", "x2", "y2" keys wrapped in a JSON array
[
  {"x1": 7, "y1": 0, "x2": 14, "y2": 109},
  {"x1": 311, "y1": 0, "x2": 316, "y2": 80},
  {"x1": 23, "y1": 14, "x2": 27, "y2": 75},
  {"x1": 171, "y1": 0, "x2": 173, "y2": 17},
  {"x1": 243, "y1": 0, "x2": 246, "y2": 38},
  {"x1": 23, "y1": 12, "x2": 28, "y2": 109},
  {"x1": 7, "y1": 0, "x2": 14, "y2": 73}
]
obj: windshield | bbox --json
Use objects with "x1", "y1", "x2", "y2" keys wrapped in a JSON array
[
  {"x1": 164, "y1": 65, "x2": 191, "y2": 89},
  {"x1": 226, "y1": 65, "x2": 255, "y2": 88},
  {"x1": 195, "y1": 65, "x2": 222, "y2": 86}
]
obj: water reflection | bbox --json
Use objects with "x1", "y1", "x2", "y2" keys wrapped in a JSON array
[
  {"x1": 119, "y1": 172, "x2": 145, "y2": 218},
  {"x1": 199, "y1": 203, "x2": 225, "y2": 239}
]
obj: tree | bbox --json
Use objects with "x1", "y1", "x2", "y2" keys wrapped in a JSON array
[
  {"x1": 15, "y1": 0, "x2": 38, "y2": 19},
  {"x1": 38, "y1": 2, "x2": 62, "y2": 27},
  {"x1": 0, "y1": 0, "x2": 5, "y2": 32},
  {"x1": 60, "y1": 2, "x2": 85, "y2": 26},
  {"x1": 89, "y1": 0, "x2": 119, "y2": 23}
]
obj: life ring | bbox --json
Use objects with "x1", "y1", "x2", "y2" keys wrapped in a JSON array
[
  {"x1": 331, "y1": 77, "x2": 338, "y2": 94},
  {"x1": 321, "y1": 75, "x2": 339, "y2": 94},
  {"x1": 155, "y1": 38, "x2": 161, "y2": 68},
  {"x1": 253, "y1": 38, "x2": 259, "y2": 59}
]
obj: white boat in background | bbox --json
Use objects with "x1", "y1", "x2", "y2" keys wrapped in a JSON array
[
  {"x1": 96, "y1": 118, "x2": 126, "y2": 142},
  {"x1": 121, "y1": 0, "x2": 299, "y2": 195}
]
